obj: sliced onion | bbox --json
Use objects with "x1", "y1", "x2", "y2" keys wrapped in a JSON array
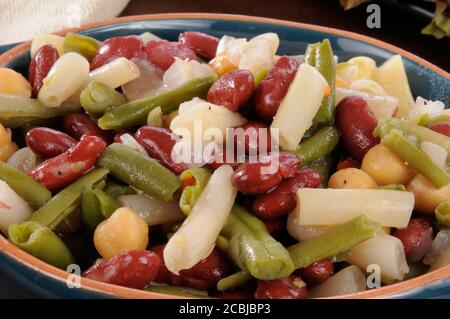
[
  {"x1": 423, "y1": 229, "x2": 450, "y2": 265},
  {"x1": 287, "y1": 213, "x2": 330, "y2": 241},
  {"x1": 6, "y1": 147, "x2": 37, "y2": 173},
  {"x1": 0, "y1": 181, "x2": 33, "y2": 234},
  {"x1": 309, "y1": 265, "x2": 366, "y2": 298},
  {"x1": 122, "y1": 58, "x2": 164, "y2": 101},
  {"x1": 335, "y1": 87, "x2": 399, "y2": 120},
  {"x1": 118, "y1": 194, "x2": 184, "y2": 226}
]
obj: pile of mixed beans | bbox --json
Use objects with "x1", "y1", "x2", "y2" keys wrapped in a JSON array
[{"x1": 0, "y1": 29, "x2": 449, "y2": 299}]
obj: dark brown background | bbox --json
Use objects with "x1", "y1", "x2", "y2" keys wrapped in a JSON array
[{"x1": 121, "y1": 0, "x2": 450, "y2": 72}]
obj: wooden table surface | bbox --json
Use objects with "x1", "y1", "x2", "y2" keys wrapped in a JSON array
[{"x1": 121, "y1": 0, "x2": 450, "y2": 72}]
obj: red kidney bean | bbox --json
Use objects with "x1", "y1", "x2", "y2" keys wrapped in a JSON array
[
  {"x1": 277, "y1": 153, "x2": 301, "y2": 178},
  {"x1": 146, "y1": 40, "x2": 197, "y2": 71},
  {"x1": 62, "y1": 114, "x2": 111, "y2": 142},
  {"x1": 233, "y1": 153, "x2": 301, "y2": 195},
  {"x1": 255, "y1": 56, "x2": 299, "y2": 121},
  {"x1": 29, "y1": 45, "x2": 59, "y2": 97},
  {"x1": 335, "y1": 96, "x2": 380, "y2": 161},
  {"x1": 207, "y1": 70, "x2": 254, "y2": 112},
  {"x1": 255, "y1": 275, "x2": 308, "y2": 299},
  {"x1": 252, "y1": 168, "x2": 322, "y2": 218},
  {"x1": 233, "y1": 161, "x2": 282, "y2": 195},
  {"x1": 83, "y1": 249, "x2": 161, "y2": 289},
  {"x1": 394, "y1": 218, "x2": 433, "y2": 263},
  {"x1": 151, "y1": 245, "x2": 231, "y2": 290},
  {"x1": 90, "y1": 36, "x2": 146, "y2": 70},
  {"x1": 298, "y1": 259, "x2": 334, "y2": 286},
  {"x1": 261, "y1": 217, "x2": 284, "y2": 236},
  {"x1": 215, "y1": 290, "x2": 254, "y2": 299},
  {"x1": 233, "y1": 122, "x2": 272, "y2": 155},
  {"x1": 29, "y1": 134, "x2": 107, "y2": 191},
  {"x1": 135, "y1": 126, "x2": 188, "y2": 175},
  {"x1": 429, "y1": 121, "x2": 450, "y2": 137},
  {"x1": 336, "y1": 158, "x2": 360, "y2": 171},
  {"x1": 26, "y1": 127, "x2": 77, "y2": 158},
  {"x1": 178, "y1": 32, "x2": 219, "y2": 59}
]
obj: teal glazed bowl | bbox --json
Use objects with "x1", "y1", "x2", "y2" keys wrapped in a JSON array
[{"x1": 0, "y1": 13, "x2": 449, "y2": 299}]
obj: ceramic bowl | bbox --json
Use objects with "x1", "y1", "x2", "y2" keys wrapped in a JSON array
[{"x1": 0, "y1": 13, "x2": 449, "y2": 299}]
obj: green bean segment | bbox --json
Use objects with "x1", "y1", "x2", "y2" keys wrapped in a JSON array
[
  {"x1": 97, "y1": 144, "x2": 180, "y2": 202},
  {"x1": 382, "y1": 129, "x2": 450, "y2": 188},
  {"x1": 179, "y1": 168, "x2": 212, "y2": 215},
  {"x1": 435, "y1": 200, "x2": 450, "y2": 227},
  {"x1": 8, "y1": 221, "x2": 74, "y2": 269},
  {"x1": 98, "y1": 75, "x2": 217, "y2": 130},
  {"x1": 28, "y1": 168, "x2": 109, "y2": 230},
  {"x1": 305, "y1": 155, "x2": 335, "y2": 188},
  {"x1": 0, "y1": 94, "x2": 80, "y2": 128},
  {"x1": 217, "y1": 271, "x2": 251, "y2": 292},
  {"x1": 0, "y1": 162, "x2": 51, "y2": 209},
  {"x1": 295, "y1": 126, "x2": 339, "y2": 164},
  {"x1": 81, "y1": 186, "x2": 119, "y2": 232},
  {"x1": 375, "y1": 118, "x2": 450, "y2": 160},
  {"x1": 80, "y1": 81, "x2": 126, "y2": 116},
  {"x1": 288, "y1": 215, "x2": 380, "y2": 269},
  {"x1": 147, "y1": 106, "x2": 164, "y2": 127},
  {"x1": 64, "y1": 33, "x2": 100, "y2": 60},
  {"x1": 221, "y1": 205, "x2": 294, "y2": 281}
]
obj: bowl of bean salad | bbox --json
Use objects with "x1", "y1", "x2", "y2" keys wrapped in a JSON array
[{"x1": 0, "y1": 13, "x2": 449, "y2": 299}]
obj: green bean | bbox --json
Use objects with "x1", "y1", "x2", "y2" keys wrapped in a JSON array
[
  {"x1": 144, "y1": 283, "x2": 208, "y2": 297},
  {"x1": 8, "y1": 221, "x2": 74, "y2": 269},
  {"x1": 382, "y1": 129, "x2": 450, "y2": 188},
  {"x1": 28, "y1": 168, "x2": 109, "y2": 230},
  {"x1": 254, "y1": 67, "x2": 268, "y2": 87},
  {"x1": 312, "y1": 39, "x2": 336, "y2": 125},
  {"x1": 0, "y1": 162, "x2": 51, "y2": 209},
  {"x1": 423, "y1": 115, "x2": 450, "y2": 127},
  {"x1": 304, "y1": 43, "x2": 319, "y2": 66},
  {"x1": 0, "y1": 94, "x2": 79, "y2": 121},
  {"x1": 80, "y1": 188, "x2": 103, "y2": 232},
  {"x1": 63, "y1": 33, "x2": 100, "y2": 60},
  {"x1": 103, "y1": 179, "x2": 136, "y2": 199},
  {"x1": 295, "y1": 126, "x2": 339, "y2": 164},
  {"x1": 80, "y1": 81, "x2": 126, "y2": 116},
  {"x1": 288, "y1": 215, "x2": 380, "y2": 269},
  {"x1": 81, "y1": 186, "x2": 119, "y2": 232},
  {"x1": 97, "y1": 144, "x2": 180, "y2": 202},
  {"x1": 215, "y1": 235, "x2": 229, "y2": 252},
  {"x1": 435, "y1": 200, "x2": 450, "y2": 227},
  {"x1": 179, "y1": 168, "x2": 211, "y2": 215},
  {"x1": 375, "y1": 118, "x2": 450, "y2": 159},
  {"x1": 98, "y1": 75, "x2": 217, "y2": 130},
  {"x1": 217, "y1": 271, "x2": 251, "y2": 292},
  {"x1": 221, "y1": 205, "x2": 294, "y2": 281},
  {"x1": 147, "y1": 106, "x2": 164, "y2": 127},
  {"x1": 378, "y1": 184, "x2": 407, "y2": 191},
  {"x1": 305, "y1": 155, "x2": 335, "y2": 188}
]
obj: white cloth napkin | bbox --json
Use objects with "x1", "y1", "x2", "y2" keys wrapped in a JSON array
[{"x1": 0, "y1": 0, "x2": 130, "y2": 45}]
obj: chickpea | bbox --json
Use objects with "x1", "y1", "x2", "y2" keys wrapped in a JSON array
[
  {"x1": 0, "y1": 124, "x2": 18, "y2": 162},
  {"x1": 94, "y1": 207, "x2": 149, "y2": 260},
  {"x1": 407, "y1": 174, "x2": 450, "y2": 215},
  {"x1": 361, "y1": 144, "x2": 415, "y2": 186},
  {"x1": 328, "y1": 168, "x2": 377, "y2": 189},
  {"x1": 0, "y1": 68, "x2": 32, "y2": 98}
]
